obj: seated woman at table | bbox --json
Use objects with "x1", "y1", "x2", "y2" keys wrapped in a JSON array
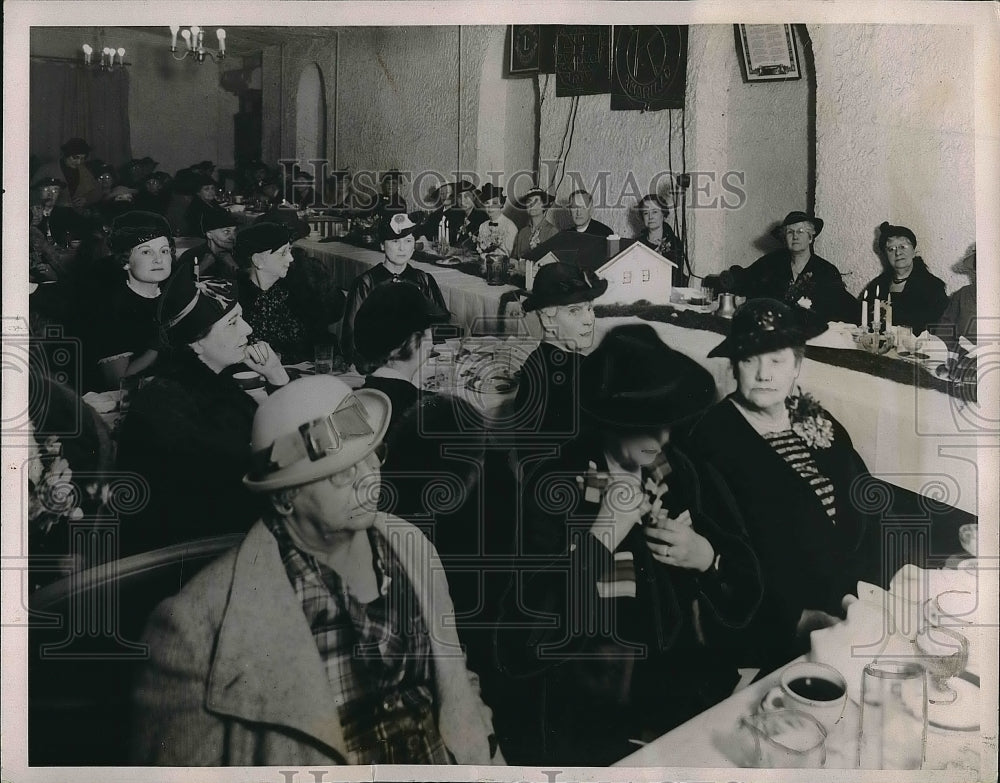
[
  {"x1": 341, "y1": 212, "x2": 451, "y2": 365},
  {"x1": 635, "y1": 193, "x2": 685, "y2": 286},
  {"x1": 511, "y1": 187, "x2": 558, "y2": 259},
  {"x1": 80, "y1": 211, "x2": 175, "y2": 391},
  {"x1": 860, "y1": 221, "x2": 948, "y2": 336},
  {"x1": 115, "y1": 260, "x2": 289, "y2": 555},
  {"x1": 475, "y1": 183, "x2": 517, "y2": 255},
  {"x1": 132, "y1": 171, "x2": 172, "y2": 216},
  {"x1": 451, "y1": 179, "x2": 488, "y2": 248},
  {"x1": 709, "y1": 211, "x2": 857, "y2": 324},
  {"x1": 178, "y1": 208, "x2": 239, "y2": 277},
  {"x1": 495, "y1": 324, "x2": 762, "y2": 766},
  {"x1": 684, "y1": 298, "x2": 874, "y2": 673},
  {"x1": 183, "y1": 173, "x2": 230, "y2": 241},
  {"x1": 234, "y1": 222, "x2": 330, "y2": 364}
]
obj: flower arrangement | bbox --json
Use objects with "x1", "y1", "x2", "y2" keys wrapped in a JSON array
[{"x1": 787, "y1": 392, "x2": 835, "y2": 449}]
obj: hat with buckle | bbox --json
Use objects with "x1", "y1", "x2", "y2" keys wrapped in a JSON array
[
  {"x1": 354, "y1": 281, "x2": 449, "y2": 364},
  {"x1": 158, "y1": 259, "x2": 238, "y2": 346},
  {"x1": 523, "y1": 261, "x2": 608, "y2": 312},
  {"x1": 244, "y1": 375, "x2": 391, "y2": 492},
  {"x1": 109, "y1": 210, "x2": 173, "y2": 254},
  {"x1": 708, "y1": 297, "x2": 828, "y2": 360},
  {"x1": 582, "y1": 323, "x2": 716, "y2": 429},
  {"x1": 772, "y1": 211, "x2": 824, "y2": 240},
  {"x1": 378, "y1": 211, "x2": 423, "y2": 242}
]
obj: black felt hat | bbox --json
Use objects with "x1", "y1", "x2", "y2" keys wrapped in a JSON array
[
  {"x1": 523, "y1": 262, "x2": 607, "y2": 312},
  {"x1": 158, "y1": 260, "x2": 238, "y2": 346},
  {"x1": 515, "y1": 187, "x2": 554, "y2": 209},
  {"x1": 354, "y1": 281, "x2": 449, "y2": 364},
  {"x1": 877, "y1": 221, "x2": 917, "y2": 253},
  {"x1": 108, "y1": 211, "x2": 173, "y2": 254},
  {"x1": 771, "y1": 211, "x2": 824, "y2": 240},
  {"x1": 377, "y1": 211, "x2": 423, "y2": 242},
  {"x1": 234, "y1": 222, "x2": 293, "y2": 268},
  {"x1": 35, "y1": 177, "x2": 66, "y2": 190},
  {"x1": 708, "y1": 297, "x2": 828, "y2": 360},
  {"x1": 581, "y1": 323, "x2": 716, "y2": 430},
  {"x1": 201, "y1": 208, "x2": 238, "y2": 234},
  {"x1": 478, "y1": 182, "x2": 506, "y2": 205},
  {"x1": 60, "y1": 137, "x2": 90, "y2": 156}
]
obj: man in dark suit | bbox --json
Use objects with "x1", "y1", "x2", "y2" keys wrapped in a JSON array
[{"x1": 567, "y1": 188, "x2": 613, "y2": 237}]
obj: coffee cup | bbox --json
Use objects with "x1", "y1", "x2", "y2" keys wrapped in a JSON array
[
  {"x1": 232, "y1": 370, "x2": 265, "y2": 391},
  {"x1": 761, "y1": 661, "x2": 848, "y2": 734}
]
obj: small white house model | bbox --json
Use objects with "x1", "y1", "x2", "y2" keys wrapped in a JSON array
[{"x1": 596, "y1": 242, "x2": 677, "y2": 305}]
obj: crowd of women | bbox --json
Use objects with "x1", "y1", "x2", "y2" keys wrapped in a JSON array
[{"x1": 25, "y1": 139, "x2": 976, "y2": 767}]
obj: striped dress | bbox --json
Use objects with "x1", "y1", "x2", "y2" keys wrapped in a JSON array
[{"x1": 761, "y1": 429, "x2": 838, "y2": 524}]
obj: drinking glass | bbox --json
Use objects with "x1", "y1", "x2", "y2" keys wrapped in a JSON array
[
  {"x1": 314, "y1": 345, "x2": 334, "y2": 375},
  {"x1": 739, "y1": 708, "x2": 827, "y2": 768},
  {"x1": 858, "y1": 660, "x2": 927, "y2": 769}
]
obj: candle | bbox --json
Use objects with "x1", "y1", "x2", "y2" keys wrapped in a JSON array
[
  {"x1": 873, "y1": 286, "x2": 881, "y2": 329},
  {"x1": 861, "y1": 289, "x2": 868, "y2": 329},
  {"x1": 216, "y1": 28, "x2": 226, "y2": 55},
  {"x1": 169, "y1": 25, "x2": 179, "y2": 50},
  {"x1": 180, "y1": 29, "x2": 191, "y2": 50},
  {"x1": 82, "y1": 43, "x2": 92, "y2": 65},
  {"x1": 117, "y1": 47, "x2": 126, "y2": 66},
  {"x1": 885, "y1": 294, "x2": 893, "y2": 330}
]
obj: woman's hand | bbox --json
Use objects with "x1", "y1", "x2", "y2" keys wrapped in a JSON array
[
  {"x1": 244, "y1": 341, "x2": 289, "y2": 386},
  {"x1": 644, "y1": 510, "x2": 716, "y2": 572},
  {"x1": 578, "y1": 461, "x2": 643, "y2": 552}
]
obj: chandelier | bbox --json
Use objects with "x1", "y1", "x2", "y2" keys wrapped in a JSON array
[
  {"x1": 170, "y1": 26, "x2": 226, "y2": 62},
  {"x1": 81, "y1": 43, "x2": 128, "y2": 70}
]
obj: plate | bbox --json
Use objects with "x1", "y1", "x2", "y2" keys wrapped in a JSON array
[{"x1": 435, "y1": 257, "x2": 464, "y2": 267}]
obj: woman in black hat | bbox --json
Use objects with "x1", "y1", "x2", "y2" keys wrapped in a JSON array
[
  {"x1": 341, "y1": 212, "x2": 450, "y2": 365},
  {"x1": 183, "y1": 173, "x2": 230, "y2": 240},
  {"x1": 115, "y1": 260, "x2": 289, "y2": 554},
  {"x1": 31, "y1": 138, "x2": 102, "y2": 211},
  {"x1": 451, "y1": 179, "x2": 488, "y2": 248},
  {"x1": 79, "y1": 211, "x2": 177, "y2": 390},
  {"x1": 859, "y1": 221, "x2": 948, "y2": 335},
  {"x1": 495, "y1": 324, "x2": 761, "y2": 766},
  {"x1": 709, "y1": 211, "x2": 856, "y2": 323},
  {"x1": 476, "y1": 183, "x2": 517, "y2": 255},
  {"x1": 133, "y1": 171, "x2": 172, "y2": 216},
  {"x1": 511, "y1": 188, "x2": 558, "y2": 259},
  {"x1": 684, "y1": 298, "x2": 874, "y2": 672}
]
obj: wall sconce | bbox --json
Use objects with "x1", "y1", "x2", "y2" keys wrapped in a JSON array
[
  {"x1": 82, "y1": 42, "x2": 128, "y2": 70},
  {"x1": 170, "y1": 26, "x2": 226, "y2": 62}
]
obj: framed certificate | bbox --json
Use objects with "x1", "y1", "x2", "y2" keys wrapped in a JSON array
[{"x1": 735, "y1": 24, "x2": 802, "y2": 83}]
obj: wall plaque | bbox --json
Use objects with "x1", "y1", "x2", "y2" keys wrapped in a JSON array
[
  {"x1": 554, "y1": 26, "x2": 611, "y2": 97},
  {"x1": 611, "y1": 25, "x2": 688, "y2": 111}
]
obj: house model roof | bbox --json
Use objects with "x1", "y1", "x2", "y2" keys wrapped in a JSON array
[{"x1": 596, "y1": 240, "x2": 678, "y2": 274}]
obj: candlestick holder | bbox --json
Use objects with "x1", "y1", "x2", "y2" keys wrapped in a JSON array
[{"x1": 858, "y1": 328, "x2": 895, "y2": 356}]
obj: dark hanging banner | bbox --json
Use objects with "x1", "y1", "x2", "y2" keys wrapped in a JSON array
[
  {"x1": 507, "y1": 25, "x2": 557, "y2": 76},
  {"x1": 554, "y1": 26, "x2": 612, "y2": 97},
  {"x1": 611, "y1": 25, "x2": 688, "y2": 111}
]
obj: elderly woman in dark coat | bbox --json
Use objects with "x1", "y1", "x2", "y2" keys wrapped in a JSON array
[
  {"x1": 684, "y1": 298, "x2": 873, "y2": 673},
  {"x1": 115, "y1": 260, "x2": 289, "y2": 554},
  {"x1": 494, "y1": 324, "x2": 762, "y2": 766},
  {"x1": 860, "y1": 221, "x2": 948, "y2": 335}
]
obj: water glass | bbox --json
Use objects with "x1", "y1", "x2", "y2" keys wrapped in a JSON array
[
  {"x1": 859, "y1": 660, "x2": 927, "y2": 769},
  {"x1": 739, "y1": 708, "x2": 827, "y2": 768}
]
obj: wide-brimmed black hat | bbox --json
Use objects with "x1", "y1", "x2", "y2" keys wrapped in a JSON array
[
  {"x1": 354, "y1": 281, "x2": 449, "y2": 364},
  {"x1": 523, "y1": 262, "x2": 608, "y2": 312},
  {"x1": 515, "y1": 187, "x2": 554, "y2": 209},
  {"x1": 708, "y1": 297, "x2": 828, "y2": 360},
  {"x1": 235, "y1": 222, "x2": 293, "y2": 268},
  {"x1": 158, "y1": 260, "x2": 238, "y2": 346},
  {"x1": 60, "y1": 137, "x2": 90, "y2": 156},
  {"x1": 581, "y1": 324, "x2": 716, "y2": 430},
  {"x1": 108, "y1": 211, "x2": 173, "y2": 254},
  {"x1": 772, "y1": 211, "x2": 824, "y2": 240},
  {"x1": 253, "y1": 207, "x2": 310, "y2": 242},
  {"x1": 378, "y1": 211, "x2": 423, "y2": 242},
  {"x1": 35, "y1": 177, "x2": 66, "y2": 190},
  {"x1": 478, "y1": 182, "x2": 506, "y2": 205},
  {"x1": 877, "y1": 221, "x2": 917, "y2": 253}
]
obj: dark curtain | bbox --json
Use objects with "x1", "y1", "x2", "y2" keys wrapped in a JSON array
[{"x1": 30, "y1": 60, "x2": 131, "y2": 168}]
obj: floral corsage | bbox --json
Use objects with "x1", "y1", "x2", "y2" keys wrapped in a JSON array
[{"x1": 787, "y1": 392, "x2": 834, "y2": 449}]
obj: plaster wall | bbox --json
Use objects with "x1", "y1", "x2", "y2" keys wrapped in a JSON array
[
  {"x1": 812, "y1": 25, "x2": 975, "y2": 295},
  {"x1": 30, "y1": 27, "x2": 241, "y2": 174}
]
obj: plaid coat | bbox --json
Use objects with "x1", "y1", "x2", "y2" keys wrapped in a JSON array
[{"x1": 131, "y1": 515, "x2": 501, "y2": 766}]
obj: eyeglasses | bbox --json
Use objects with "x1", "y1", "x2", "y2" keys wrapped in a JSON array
[
  {"x1": 784, "y1": 228, "x2": 814, "y2": 237},
  {"x1": 885, "y1": 244, "x2": 912, "y2": 254},
  {"x1": 250, "y1": 395, "x2": 380, "y2": 478}
]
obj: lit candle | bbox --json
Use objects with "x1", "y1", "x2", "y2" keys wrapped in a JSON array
[
  {"x1": 82, "y1": 43, "x2": 92, "y2": 65},
  {"x1": 216, "y1": 28, "x2": 226, "y2": 55},
  {"x1": 873, "y1": 286, "x2": 881, "y2": 329},
  {"x1": 169, "y1": 25, "x2": 179, "y2": 50},
  {"x1": 180, "y1": 29, "x2": 191, "y2": 50},
  {"x1": 117, "y1": 47, "x2": 126, "y2": 66},
  {"x1": 861, "y1": 289, "x2": 868, "y2": 329},
  {"x1": 102, "y1": 47, "x2": 112, "y2": 67},
  {"x1": 190, "y1": 26, "x2": 201, "y2": 53}
]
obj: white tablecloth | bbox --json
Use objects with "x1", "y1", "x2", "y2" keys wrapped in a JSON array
[{"x1": 295, "y1": 238, "x2": 524, "y2": 336}]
